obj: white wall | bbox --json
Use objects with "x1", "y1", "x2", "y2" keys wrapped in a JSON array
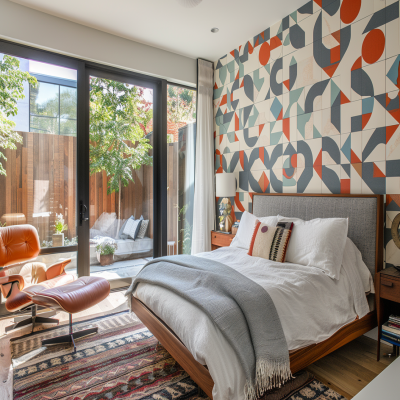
[{"x1": 0, "y1": 0, "x2": 197, "y2": 86}]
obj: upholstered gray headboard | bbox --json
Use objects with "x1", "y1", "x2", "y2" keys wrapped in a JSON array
[{"x1": 252, "y1": 194, "x2": 384, "y2": 277}]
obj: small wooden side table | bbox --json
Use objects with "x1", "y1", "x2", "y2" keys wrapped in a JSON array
[
  {"x1": 376, "y1": 266, "x2": 400, "y2": 361},
  {"x1": 211, "y1": 230, "x2": 235, "y2": 250}
]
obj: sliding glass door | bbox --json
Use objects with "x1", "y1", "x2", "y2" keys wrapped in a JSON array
[{"x1": 87, "y1": 72, "x2": 155, "y2": 285}]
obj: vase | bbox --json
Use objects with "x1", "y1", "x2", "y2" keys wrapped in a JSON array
[
  {"x1": 97, "y1": 253, "x2": 114, "y2": 266},
  {"x1": 225, "y1": 215, "x2": 233, "y2": 232},
  {"x1": 52, "y1": 233, "x2": 64, "y2": 247},
  {"x1": 219, "y1": 221, "x2": 225, "y2": 231}
]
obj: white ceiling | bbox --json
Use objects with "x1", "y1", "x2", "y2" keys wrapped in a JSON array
[{"x1": 11, "y1": 0, "x2": 308, "y2": 61}]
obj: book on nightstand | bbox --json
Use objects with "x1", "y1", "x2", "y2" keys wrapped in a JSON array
[{"x1": 382, "y1": 316, "x2": 400, "y2": 344}]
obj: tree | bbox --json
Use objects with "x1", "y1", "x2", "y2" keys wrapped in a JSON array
[
  {"x1": 167, "y1": 86, "x2": 196, "y2": 123},
  {"x1": 89, "y1": 77, "x2": 153, "y2": 227},
  {"x1": 0, "y1": 55, "x2": 37, "y2": 175}
]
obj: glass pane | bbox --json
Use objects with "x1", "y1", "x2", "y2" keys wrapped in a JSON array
[
  {"x1": 89, "y1": 76, "x2": 153, "y2": 282},
  {"x1": 167, "y1": 85, "x2": 196, "y2": 255},
  {"x1": 60, "y1": 118, "x2": 77, "y2": 136},
  {"x1": 0, "y1": 53, "x2": 77, "y2": 248},
  {"x1": 60, "y1": 86, "x2": 77, "y2": 120}
]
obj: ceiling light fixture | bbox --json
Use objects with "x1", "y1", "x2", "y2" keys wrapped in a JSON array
[
  {"x1": 211, "y1": 28, "x2": 219, "y2": 33},
  {"x1": 177, "y1": 0, "x2": 202, "y2": 7}
]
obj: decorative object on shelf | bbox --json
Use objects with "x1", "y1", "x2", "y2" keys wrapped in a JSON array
[
  {"x1": 52, "y1": 213, "x2": 68, "y2": 247},
  {"x1": 232, "y1": 221, "x2": 239, "y2": 235},
  {"x1": 96, "y1": 239, "x2": 118, "y2": 266},
  {"x1": 216, "y1": 173, "x2": 236, "y2": 232}
]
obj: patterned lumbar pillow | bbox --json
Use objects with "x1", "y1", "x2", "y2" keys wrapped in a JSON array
[
  {"x1": 137, "y1": 219, "x2": 149, "y2": 239},
  {"x1": 123, "y1": 217, "x2": 142, "y2": 240},
  {"x1": 248, "y1": 220, "x2": 293, "y2": 262}
]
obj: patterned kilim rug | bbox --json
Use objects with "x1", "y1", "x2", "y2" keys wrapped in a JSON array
[{"x1": 11, "y1": 312, "x2": 346, "y2": 400}]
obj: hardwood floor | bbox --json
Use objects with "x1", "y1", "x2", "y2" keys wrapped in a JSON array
[{"x1": 0, "y1": 294, "x2": 396, "y2": 400}]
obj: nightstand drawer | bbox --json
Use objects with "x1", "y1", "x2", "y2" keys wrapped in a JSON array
[
  {"x1": 381, "y1": 277, "x2": 400, "y2": 302},
  {"x1": 211, "y1": 231, "x2": 235, "y2": 248}
]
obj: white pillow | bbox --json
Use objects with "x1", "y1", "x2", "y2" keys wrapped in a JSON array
[
  {"x1": 230, "y1": 211, "x2": 278, "y2": 250},
  {"x1": 123, "y1": 218, "x2": 142, "y2": 240},
  {"x1": 277, "y1": 215, "x2": 348, "y2": 280}
]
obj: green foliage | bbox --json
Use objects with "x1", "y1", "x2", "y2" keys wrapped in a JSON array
[
  {"x1": 0, "y1": 55, "x2": 37, "y2": 175},
  {"x1": 89, "y1": 78, "x2": 153, "y2": 195},
  {"x1": 96, "y1": 240, "x2": 118, "y2": 255},
  {"x1": 54, "y1": 213, "x2": 68, "y2": 234},
  {"x1": 167, "y1": 86, "x2": 196, "y2": 124}
]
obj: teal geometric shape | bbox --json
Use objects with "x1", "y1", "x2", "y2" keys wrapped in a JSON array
[
  {"x1": 284, "y1": 87, "x2": 304, "y2": 119},
  {"x1": 248, "y1": 105, "x2": 259, "y2": 128},
  {"x1": 253, "y1": 69, "x2": 264, "y2": 92},
  {"x1": 283, "y1": 157, "x2": 291, "y2": 168},
  {"x1": 223, "y1": 146, "x2": 231, "y2": 154},
  {"x1": 227, "y1": 131, "x2": 236, "y2": 143},
  {"x1": 239, "y1": 192, "x2": 244, "y2": 201},
  {"x1": 290, "y1": 11, "x2": 297, "y2": 23},
  {"x1": 227, "y1": 88, "x2": 232, "y2": 111},
  {"x1": 219, "y1": 65, "x2": 227, "y2": 86},
  {"x1": 277, "y1": 22, "x2": 283, "y2": 35},
  {"x1": 271, "y1": 131, "x2": 283, "y2": 145},
  {"x1": 331, "y1": 80, "x2": 340, "y2": 106},
  {"x1": 290, "y1": 56, "x2": 297, "y2": 67},
  {"x1": 387, "y1": 55, "x2": 400, "y2": 86},
  {"x1": 313, "y1": 126, "x2": 321, "y2": 138},
  {"x1": 283, "y1": 33, "x2": 290, "y2": 46},
  {"x1": 265, "y1": 64, "x2": 271, "y2": 74},
  {"x1": 362, "y1": 97, "x2": 374, "y2": 114},
  {"x1": 239, "y1": 61, "x2": 244, "y2": 79},
  {"x1": 270, "y1": 97, "x2": 283, "y2": 120},
  {"x1": 283, "y1": 174, "x2": 296, "y2": 186},
  {"x1": 214, "y1": 87, "x2": 223, "y2": 99},
  {"x1": 341, "y1": 134, "x2": 351, "y2": 163},
  {"x1": 227, "y1": 60, "x2": 236, "y2": 83},
  {"x1": 297, "y1": 112, "x2": 312, "y2": 138},
  {"x1": 216, "y1": 115, "x2": 223, "y2": 126},
  {"x1": 297, "y1": 103, "x2": 304, "y2": 115},
  {"x1": 216, "y1": 108, "x2": 223, "y2": 118},
  {"x1": 270, "y1": 121, "x2": 276, "y2": 132}
]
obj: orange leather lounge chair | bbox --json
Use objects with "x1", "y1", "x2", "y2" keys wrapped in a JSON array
[{"x1": 0, "y1": 224, "x2": 75, "y2": 332}]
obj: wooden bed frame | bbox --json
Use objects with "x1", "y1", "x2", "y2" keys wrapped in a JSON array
[{"x1": 131, "y1": 193, "x2": 384, "y2": 399}]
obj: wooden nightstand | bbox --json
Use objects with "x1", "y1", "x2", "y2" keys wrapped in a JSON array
[
  {"x1": 376, "y1": 266, "x2": 400, "y2": 361},
  {"x1": 211, "y1": 230, "x2": 235, "y2": 250}
]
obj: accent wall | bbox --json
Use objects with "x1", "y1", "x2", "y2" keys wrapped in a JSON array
[{"x1": 213, "y1": 0, "x2": 400, "y2": 267}]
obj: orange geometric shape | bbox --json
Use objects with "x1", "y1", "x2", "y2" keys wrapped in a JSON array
[
  {"x1": 331, "y1": 46, "x2": 341, "y2": 64},
  {"x1": 220, "y1": 94, "x2": 227, "y2": 106},
  {"x1": 248, "y1": 41, "x2": 253, "y2": 55},
  {"x1": 260, "y1": 31, "x2": 264, "y2": 40},
  {"x1": 270, "y1": 36, "x2": 282, "y2": 51},
  {"x1": 230, "y1": 50, "x2": 236, "y2": 58},
  {"x1": 240, "y1": 79, "x2": 244, "y2": 88},
  {"x1": 341, "y1": 92, "x2": 351, "y2": 104},
  {"x1": 235, "y1": 133, "x2": 239, "y2": 142},
  {"x1": 259, "y1": 124, "x2": 265, "y2": 135},
  {"x1": 235, "y1": 113, "x2": 239, "y2": 131},
  {"x1": 239, "y1": 150, "x2": 244, "y2": 170},
  {"x1": 352, "y1": 163, "x2": 363, "y2": 178},
  {"x1": 390, "y1": 108, "x2": 400, "y2": 124},
  {"x1": 341, "y1": 179, "x2": 350, "y2": 194},
  {"x1": 387, "y1": 194, "x2": 393, "y2": 205},
  {"x1": 224, "y1": 109, "x2": 227, "y2": 114},
  {"x1": 219, "y1": 135, "x2": 223, "y2": 144},
  {"x1": 341, "y1": 0, "x2": 361, "y2": 24},
  {"x1": 283, "y1": 118, "x2": 290, "y2": 141},
  {"x1": 351, "y1": 150, "x2": 362, "y2": 164},
  {"x1": 332, "y1": 30, "x2": 341, "y2": 43},
  {"x1": 362, "y1": 29, "x2": 385, "y2": 64},
  {"x1": 277, "y1": 109, "x2": 283, "y2": 121},
  {"x1": 283, "y1": 169, "x2": 295, "y2": 179},
  {"x1": 386, "y1": 125, "x2": 398, "y2": 143},
  {"x1": 235, "y1": 71, "x2": 239, "y2": 80},
  {"x1": 259, "y1": 146, "x2": 264, "y2": 164},
  {"x1": 362, "y1": 113, "x2": 372, "y2": 130},
  {"x1": 314, "y1": 150, "x2": 323, "y2": 178},
  {"x1": 314, "y1": 0, "x2": 322, "y2": 7},
  {"x1": 258, "y1": 172, "x2": 270, "y2": 192},
  {"x1": 234, "y1": 193, "x2": 245, "y2": 212},
  {"x1": 259, "y1": 42, "x2": 271, "y2": 66},
  {"x1": 373, "y1": 163, "x2": 385, "y2": 178},
  {"x1": 283, "y1": 79, "x2": 290, "y2": 90},
  {"x1": 214, "y1": 82, "x2": 218, "y2": 90},
  {"x1": 351, "y1": 56, "x2": 362, "y2": 71},
  {"x1": 291, "y1": 154, "x2": 297, "y2": 168},
  {"x1": 386, "y1": 93, "x2": 392, "y2": 107},
  {"x1": 323, "y1": 64, "x2": 339, "y2": 78}
]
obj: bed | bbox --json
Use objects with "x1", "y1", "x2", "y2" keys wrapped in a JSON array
[{"x1": 130, "y1": 193, "x2": 384, "y2": 399}]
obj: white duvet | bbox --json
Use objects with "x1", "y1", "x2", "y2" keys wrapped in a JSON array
[{"x1": 134, "y1": 240, "x2": 372, "y2": 400}]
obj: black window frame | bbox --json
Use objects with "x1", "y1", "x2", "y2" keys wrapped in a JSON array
[{"x1": 0, "y1": 39, "x2": 170, "y2": 280}]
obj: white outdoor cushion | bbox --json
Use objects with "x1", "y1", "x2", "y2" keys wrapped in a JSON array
[
  {"x1": 230, "y1": 211, "x2": 278, "y2": 251},
  {"x1": 123, "y1": 218, "x2": 142, "y2": 240},
  {"x1": 277, "y1": 215, "x2": 348, "y2": 280}
]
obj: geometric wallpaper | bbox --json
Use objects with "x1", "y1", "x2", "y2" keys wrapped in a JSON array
[{"x1": 213, "y1": 0, "x2": 400, "y2": 268}]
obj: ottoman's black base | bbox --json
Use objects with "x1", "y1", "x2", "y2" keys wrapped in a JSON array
[{"x1": 42, "y1": 314, "x2": 98, "y2": 353}]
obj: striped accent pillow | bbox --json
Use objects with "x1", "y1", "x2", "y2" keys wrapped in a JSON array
[{"x1": 248, "y1": 220, "x2": 292, "y2": 263}]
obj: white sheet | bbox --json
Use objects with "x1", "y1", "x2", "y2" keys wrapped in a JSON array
[{"x1": 134, "y1": 244, "x2": 371, "y2": 400}]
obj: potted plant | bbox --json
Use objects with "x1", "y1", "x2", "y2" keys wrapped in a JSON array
[
  {"x1": 96, "y1": 240, "x2": 118, "y2": 266},
  {"x1": 53, "y1": 214, "x2": 68, "y2": 247}
]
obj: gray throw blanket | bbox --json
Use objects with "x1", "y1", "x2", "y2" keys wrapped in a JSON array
[{"x1": 126, "y1": 255, "x2": 291, "y2": 400}]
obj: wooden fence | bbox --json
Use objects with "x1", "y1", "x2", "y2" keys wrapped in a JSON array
[{"x1": 0, "y1": 131, "x2": 179, "y2": 248}]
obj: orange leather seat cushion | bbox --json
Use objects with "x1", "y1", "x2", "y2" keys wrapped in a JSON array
[{"x1": 32, "y1": 276, "x2": 110, "y2": 314}]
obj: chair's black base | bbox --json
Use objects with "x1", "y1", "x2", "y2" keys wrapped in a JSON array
[
  {"x1": 5, "y1": 306, "x2": 59, "y2": 333},
  {"x1": 41, "y1": 313, "x2": 98, "y2": 353}
]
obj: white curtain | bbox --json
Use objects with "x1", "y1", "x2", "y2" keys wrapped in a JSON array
[{"x1": 191, "y1": 59, "x2": 215, "y2": 254}]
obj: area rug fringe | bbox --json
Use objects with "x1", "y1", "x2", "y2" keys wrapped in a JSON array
[{"x1": 244, "y1": 358, "x2": 293, "y2": 400}]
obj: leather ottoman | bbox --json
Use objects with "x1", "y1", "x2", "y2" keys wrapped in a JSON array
[{"x1": 32, "y1": 276, "x2": 110, "y2": 352}]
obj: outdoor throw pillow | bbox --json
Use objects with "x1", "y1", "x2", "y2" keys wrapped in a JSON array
[
  {"x1": 123, "y1": 216, "x2": 143, "y2": 240},
  {"x1": 137, "y1": 219, "x2": 149, "y2": 239},
  {"x1": 248, "y1": 220, "x2": 292, "y2": 263}
]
